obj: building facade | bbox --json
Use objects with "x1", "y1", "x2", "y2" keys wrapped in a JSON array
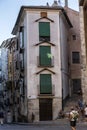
[
  {"x1": 79, "y1": 0, "x2": 87, "y2": 103},
  {"x1": 12, "y1": 3, "x2": 72, "y2": 122},
  {"x1": 0, "y1": 39, "x2": 12, "y2": 122},
  {"x1": 0, "y1": 1, "x2": 82, "y2": 123},
  {"x1": 65, "y1": 7, "x2": 81, "y2": 96},
  {"x1": 0, "y1": 37, "x2": 18, "y2": 122}
]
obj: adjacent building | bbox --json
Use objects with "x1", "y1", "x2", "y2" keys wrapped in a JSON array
[
  {"x1": 0, "y1": 37, "x2": 17, "y2": 122},
  {"x1": 79, "y1": 0, "x2": 87, "y2": 103},
  {"x1": 65, "y1": 6, "x2": 81, "y2": 97}
]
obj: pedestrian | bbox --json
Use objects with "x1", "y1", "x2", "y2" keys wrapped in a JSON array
[
  {"x1": 0, "y1": 111, "x2": 4, "y2": 125},
  {"x1": 78, "y1": 99, "x2": 84, "y2": 117},
  {"x1": 78, "y1": 99, "x2": 83, "y2": 109},
  {"x1": 58, "y1": 109, "x2": 65, "y2": 119},
  {"x1": 69, "y1": 107, "x2": 79, "y2": 130},
  {"x1": 84, "y1": 104, "x2": 87, "y2": 121}
]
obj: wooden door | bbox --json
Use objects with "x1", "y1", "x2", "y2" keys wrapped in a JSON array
[{"x1": 39, "y1": 99, "x2": 52, "y2": 121}]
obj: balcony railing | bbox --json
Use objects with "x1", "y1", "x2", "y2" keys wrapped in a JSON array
[
  {"x1": 37, "y1": 84, "x2": 55, "y2": 96},
  {"x1": 37, "y1": 56, "x2": 54, "y2": 67}
]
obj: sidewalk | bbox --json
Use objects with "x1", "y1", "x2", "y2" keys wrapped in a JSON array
[
  {"x1": 12, "y1": 118, "x2": 87, "y2": 126},
  {"x1": 13, "y1": 118, "x2": 69, "y2": 126}
]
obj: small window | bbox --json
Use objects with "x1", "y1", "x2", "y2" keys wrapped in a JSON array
[
  {"x1": 72, "y1": 52, "x2": 80, "y2": 63},
  {"x1": 16, "y1": 39, "x2": 19, "y2": 50},
  {"x1": 19, "y1": 26, "x2": 24, "y2": 48},
  {"x1": 15, "y1": 61, "x2": 19, "y2": 69},
  {"x1": 9, "y1": 47, "x2": 12, "y2": 53},
  {"x1": 72, "y1": 79, "x2": 81, "y2": 93},
  {"x1": 40, "y1": 12, "x2": 47, "y2": 17},
  {"x1": 72, "y1": 35, "x2": 76, "y2": 40},
  {"x1": 9, "y1": 62, "x2": 12, "y2": 73}
]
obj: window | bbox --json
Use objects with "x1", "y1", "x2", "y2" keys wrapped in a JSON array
[
  {"x1": 39, "y1": 22, "x2": 50, "y2": 41},
  {"x1": 40, "y1": 12, "x2": 47, "y2": 17},
  {"x1": 16, "y1": 39, "x2": 19, "y2": 50},
  {"x1": 19, "y1": 26, "x2": 24, "y2": 48},
  {"x1": 9, "y1": 47, "x2": 12, "y2": 53},
  {"x1": 40, "y1": 74, "x2": 52, "y2": 94},
  {"x1": 9, "y1": 62, "x2": 12, "y2": 73},
  {"x1": 72, "y1": 35, "x2": 76, "y2": 40},
  {"x1": 20, "y1": 79, "x2": 25, "y2": 96},
  {"x1": 72, "y1": 52, "x2": 80, "y2": 63},
  {"x1": 15, "y1": 61, "x2": 19, "y2": 69},
  {"x1": 72, "y1": 79, "x2": 81, "y2": 93},
  {"x1": 39, "y1": 46, "x2": 52, "y2": 66}
]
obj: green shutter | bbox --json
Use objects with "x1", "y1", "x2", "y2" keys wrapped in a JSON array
[
  {"x1": 39, "y1": 22, "x2": 50, "y2": 36},
  {"x1": 40, "y1": 46, "x2": 51, "y2": 66},
  {"x1": 40, "y1": 74, "x2": 52, "y2": 94}
]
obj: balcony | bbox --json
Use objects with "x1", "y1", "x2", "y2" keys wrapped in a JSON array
[
  {"x1": 37, "y1": 84, "x2": 55, "y2": 96},
  {"x1": 37, "y1": 56, "x2": 54, "y2": 67}
]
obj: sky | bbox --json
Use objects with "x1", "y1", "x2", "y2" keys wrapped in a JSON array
[{"x1": 0, "y1": 0, "x2": 79, "y2": 45}]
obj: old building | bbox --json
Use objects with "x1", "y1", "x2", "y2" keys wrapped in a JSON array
[
  {"x1": 0, "y1": 0, "x2": 81, "y2": 123},
  {"x1": 7, "y1": 37, "x2": 19, "y2": 122},
  {"x1": 0, "y1": 39, "x2": 12, "y2": 122},
  {"x1": 79, "y1": 0, "x2": 87, "y2": 103},
  {"x1": 12, "y1": 1, "x2": 72, "y2": 122},
  {"x1": 0, "y1": 37, "x2": 18, "y2": 122},
  {"x1": 64, "y1": 6, "x2": 81, "y2": 97}
]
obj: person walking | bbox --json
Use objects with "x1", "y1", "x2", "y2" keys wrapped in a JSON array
[
  {"x1": 78, "y1": 99, "x2": 84, "y2": 117},
  {"x1": 69, "y1": 107, "x2": 79, "y2": 130}
]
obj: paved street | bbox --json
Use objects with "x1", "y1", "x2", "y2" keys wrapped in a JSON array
[{"x1": 0, "y1": 123, "x2": 87, "y2": 130}]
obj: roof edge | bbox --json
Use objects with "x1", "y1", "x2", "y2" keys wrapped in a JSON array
[{"x1": 12, "y1": 5, "x2": 72, "y2": 34}]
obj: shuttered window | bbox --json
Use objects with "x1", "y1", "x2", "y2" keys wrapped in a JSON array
[
  {"x1": 72, "y1": 52, "x2": 80, "y2": 63},
  {"x1": 40, "y1": 74, "x2": 52, "y2": 94},
  {"x1": 39, "y1": 22, "x2": 50, "y2": 41},
  {"x1": 39, "y1": 46, "x2": 51, "y2": 66}
]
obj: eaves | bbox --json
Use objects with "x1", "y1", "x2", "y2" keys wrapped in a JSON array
[{"x1": 12, "y1": 6, "x2": 73, "y2": 35}]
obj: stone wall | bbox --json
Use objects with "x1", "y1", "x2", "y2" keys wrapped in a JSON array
[
  {"x1": 79, "y1": 6, "x2": 87, "y2": 103},
  {"x1": 27, "y1": 99, "x2": 39, "y2": 122},
  {"x1": 27, "y1": 97, "x2": 62, "y2": 122}
]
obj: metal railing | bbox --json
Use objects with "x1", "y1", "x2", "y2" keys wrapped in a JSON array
[
  {"x1": 37, "y1": 56, "x2": 54, "y2": 67},
  {"x1": 37, "y1": 84, "x2": 55, "y2": 96}
]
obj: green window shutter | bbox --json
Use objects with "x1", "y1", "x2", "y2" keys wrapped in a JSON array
[
  {"x1": 39, "y1": 46, "x2": 51, "y2": 66},
  {"x1": 40, "y1": 74, "x2": 52, "y2": 94},
  {"x1": 39, "y1": 22, "x2": 50, "y2": 36}
]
